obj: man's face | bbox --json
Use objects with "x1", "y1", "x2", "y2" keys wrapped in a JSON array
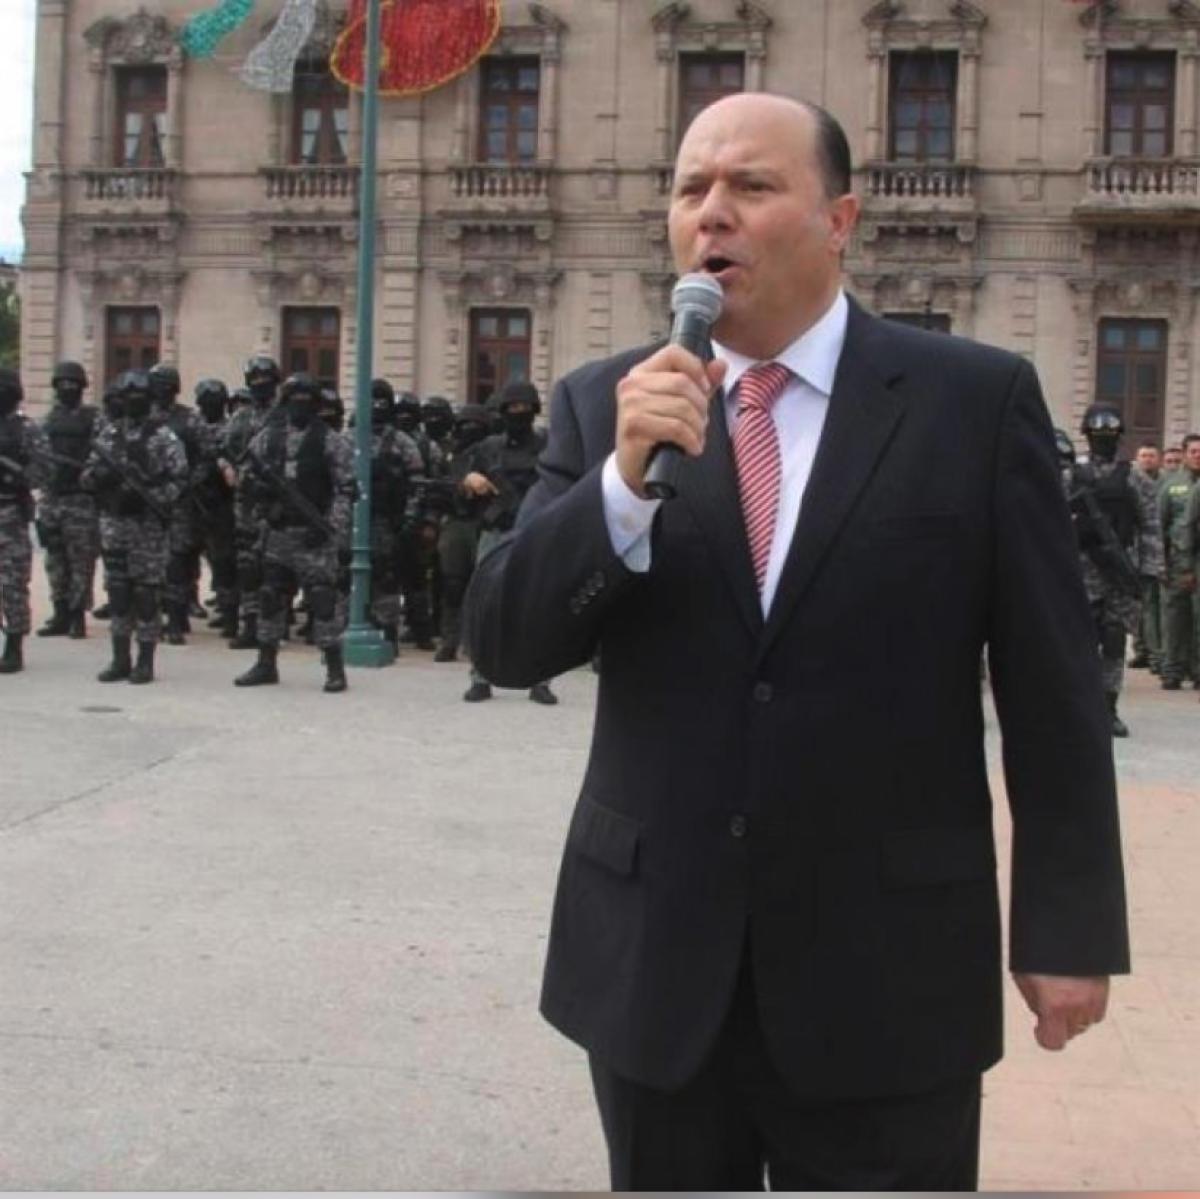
[
  {"x1": 1135, "y1": 446, "x2": 1160, "y2": 475},
  {"x1": 1185, "y1": 441, "x2": 1200, "y2": 473},
  {"x1": 668, "y1": 96, "x2": 859, "y2": 360},
  {"x1": 1164, "y1": 448, "x2": 1183, "y2": 472}
]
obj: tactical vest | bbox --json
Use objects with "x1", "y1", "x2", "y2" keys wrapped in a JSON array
[
  {"x1": 370, "y1": 428, "x2": 408, "y2": 516},
  {"x1": 266, "y1": 421, "x2": 333, "y2": 517},
  {"x1": 497, "y1": 429, "x2": 545, "y2": 501},
  {"x1": 157, "y1": 404, "x2": 199, "y2": 466},
  {"x1": 45, "y1": 404, "x2": 97, "y2": 493},
  {"x1": 0, "y1": 414, "x2": 28, "y2": 499},
  {"x1": 1073, "y1": 461, "x2": 1138, "y2": 547}
]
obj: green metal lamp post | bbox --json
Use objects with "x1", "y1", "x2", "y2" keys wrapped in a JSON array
[{"x1": 343, "y1": 0, "x2": 393, "y2": 668}]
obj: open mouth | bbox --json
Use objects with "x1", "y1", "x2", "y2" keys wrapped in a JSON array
[{"x1": 702, "y1": 255, "x2": 736, "y2": 275}]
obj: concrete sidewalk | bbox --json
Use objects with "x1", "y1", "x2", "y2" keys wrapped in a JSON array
[{"x1": 0, "y1": 611, "x2": 1197, "y2": 1189}]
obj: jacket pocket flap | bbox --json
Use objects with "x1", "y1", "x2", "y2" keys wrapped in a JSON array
[
  {"x1": 881, "y1": 824, "x2": 996, "y2": 888},
  {"x1": 568, "y1": 795, "x2": 640, "y2": 876}
]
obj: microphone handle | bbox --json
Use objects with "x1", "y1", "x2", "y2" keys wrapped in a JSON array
[{"x1": 643, "y1": 312, "x2": 714, "y2": 501}]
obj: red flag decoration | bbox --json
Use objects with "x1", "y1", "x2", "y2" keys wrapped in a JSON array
[{"x1": 332, "y1": 0, "x2": 501, "y2": 96}]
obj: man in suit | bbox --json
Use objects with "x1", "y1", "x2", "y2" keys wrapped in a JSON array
[{"x1": 465, "y1": 94, "x2": 1129, "y2": 1190}]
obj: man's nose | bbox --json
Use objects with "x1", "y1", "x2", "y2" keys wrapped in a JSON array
[{"x1": 696, "y1": 183, "x2": 735, "y2": 232}]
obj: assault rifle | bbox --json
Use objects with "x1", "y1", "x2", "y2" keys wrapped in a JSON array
[
  {"x1": 241, "y1": 442, "x2": 337, "y2": 543},
  {"x1": 65, "y1": 442, "x2": 171, "y2": 523},
  {"x1": 0, "y1": 454, "x2": 35, "y2": 522},
  {"x1": 1068, "y1": 479, "x2": 1143, "y2": 600}
]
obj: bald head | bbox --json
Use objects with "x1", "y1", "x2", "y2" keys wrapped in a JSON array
[{"x1": 678, "y1": 94, "x2": 853, "y2": 200}]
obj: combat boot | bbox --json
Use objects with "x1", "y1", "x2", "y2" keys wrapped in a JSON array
[
  {"x1": 0, "y1": 634, "x2": 24, "y2": 674},
  {"x1": 1127, "y1": 652, "x2": 1149, "y2": 669},
  {"x1": 92, "y1": 602, "x2": 111, "y2": 620},
  {"x1": 37, "y1": 601, "x2": 71, "y2": 637},
  {"x1": 98, "y1": 636, "x2": 133, "y2": 683},
  {"x1": 234, "y1": 644, "x2": 279, "y2": 687},
  {"x1": 164, "y1": 603, "x2": 187, "y2": 646},
  {"x1": 129, "y1": 642, "x2": 156, "y2": 685},
  {"x1": 323, "y1": 645, "x2": 348, "y2": 693},
  {"x1": 229, "y1": 612, "x2": 259, "y2": 650},
  {"x1": 463, "y1": 681, "x2": 492, "y2": 702},
  {"x1": 68, "y1": 608, "x2": 87, "y2": 639},
  {"x1": 433, "y1": 644, "x2": 457, "y2": 663},
  {"x1": 1107, "y1": 693, "x2": 1129, "y2": 738},
  {"x1": 529, "y1": 682, "x2": 559, "y2": 706}
]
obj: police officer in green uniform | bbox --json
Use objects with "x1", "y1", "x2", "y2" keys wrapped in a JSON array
[{"x1": 1158, "y1": 433, "x2": 1200, "y2": 689}]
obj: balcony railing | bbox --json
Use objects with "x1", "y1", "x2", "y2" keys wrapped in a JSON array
[
  {"x1": 865, "y1": 163, "x2": 976, "y2": 201},
  {"x1": 82, "y1": 168, "x2": 176, "y2": 202},
  {"x1": 1084, "y1": 157, "x2": 1200, "y2": 200},
  {"x1": 450, "y1": 163, "x2": 552, "y2": 203},
  {"x1": 261, "y1": 164, "x2": 360, "y2": 203}
]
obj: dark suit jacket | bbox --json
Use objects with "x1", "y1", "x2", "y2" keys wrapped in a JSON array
[{"x1": 465, "y1": 299, "x2": 1130, "y2": 1101}]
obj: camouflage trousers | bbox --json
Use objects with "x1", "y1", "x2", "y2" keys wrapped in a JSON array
[
  {"x1": 99, "y1": 513, "x2": 170, "y2": 644},
  {"x1": 233, "y1": 499, "x2": 265, "y2": 620},
  {"x1": 369, "y1": 516, "x2": 405, "y2": 629},
  {"x1": 1133, "y1": 577, "x2": 1163, "y2": 669},
  {"x1": 1160, "y1": 570, "x2": 1199, "y2": 684},
  {"x1": 1081, "y1": 556, "x2": 1141, "y2": 696},
  {"x1": 201, "y1": 500, "x2": 238, "y2": 616},
  {"x1": 257, "y1": 526, "x2": 343, "y2": 651},
  {"x1": 37, "y1": 492, "x2": 99, "y2": 612},
  {"x1": 165, "y1": 507, "x2": 203, "y2": 609},
  {"x1": 0, "y1": 502, "x2": 34, "y2": 636}
]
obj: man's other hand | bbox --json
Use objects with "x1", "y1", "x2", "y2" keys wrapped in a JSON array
[
  {"x1": 615, "y1": 345, "x2": 727, "y2": 497},
  {"x1": 1013, "y1": 972, "x2": 1110, "y2": 1051}
]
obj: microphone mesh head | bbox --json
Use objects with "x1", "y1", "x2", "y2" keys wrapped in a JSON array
[{"x1": 671, "y1": 273, "x2": 724, "y2": 323}]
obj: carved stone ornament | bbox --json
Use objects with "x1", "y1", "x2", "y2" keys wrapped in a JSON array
[
  {"x1": 652, "y1": 2, "x2": 692, "y2": 34},
  {"x1": 529, "y1": 3, "x2": 568, "y2": 34},
  {"x1": 735, "y1": 1, "x2": 774, "y2": 31},
  {"x1": 84, "y1": 8, "x2": 178, "y2": 63},
  {"x1": 1077, "y1": 1, "x2": 1120, "y2": 29},
  {"x1": 1168, "y1": 0, "x2": 1200, "y2": 25},
  {"x1": 862, "y1": 0, "x2": 904, "y2": 30},
  {"x1": 864, "y1": 0, "x2": 987, "y2": 32}
]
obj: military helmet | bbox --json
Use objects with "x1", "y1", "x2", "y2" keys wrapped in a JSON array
[
  {"x1": 1053, "y1": 427, "x2": 1076, "y2": 466},
  {"x1": 194, "y1": 378, "x2": 229, "y2": 404},
  {"x1": 51, "y1": 360, "x2": 89, "y2": 389},
  {"x1": 395, "y1": 391, "x2": 422, "y2": 419},
  {"x1": 370, "y1": 378, "x2": 396, "y2": 404},
  {"x1": 422, "y1": 395, "x2": 453, "y2": 418},
  {"x1": 0, "y1": 366, "x2": 24, "y2": 406},
  {"x1": 280, "y1": 372, "x2": 322, "y2": 402},
  {"x1": 229, "y1": 387, "x2": 253, "y2": 410},
  {"x1": 1081, "y1": 403, "x2": 1124, "y2": 436},
  {"x1": 319, "y1": 386, "x2": 345, "y2": 426},
  {"x1": 148, "y1": 362, "x2": 182, "y2": 395},
  {"x1": 497, "y1": 379, "x2": 542, "y2": 415},
  {"x1": 244, "y1": 355, "x2": 282, "y2": 387},
  {"x1": 454, "y1": 402, "x2": 490, "y2": 427}
]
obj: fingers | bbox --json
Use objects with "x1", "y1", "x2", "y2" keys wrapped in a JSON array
[
  {"x1": 616, "y1": 347, "x2": 726, "y2": 494},
  {"x1": 1013, "y1": 973, "x2": 1110, "y2": 1053}
]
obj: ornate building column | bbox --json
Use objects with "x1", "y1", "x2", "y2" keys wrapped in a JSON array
[
  {"x1": 1083, "y1": 41, "x2": 1105, "y2": 159},
  {"x1": 164, "y1": 48, "x2": 185, "y2": 170},
  {"x1": 864, "y1": 38, "x2": 886, "y2": 163},
  {"x1": 959, "y1": 40, "x2": 981, "y2": 163},
  {"x1": 531, "y1": 5, "x2": 566, "y2": 163},
  {"x1": 1179, "y1": 39, "x2": 1199, "y2": 158}
]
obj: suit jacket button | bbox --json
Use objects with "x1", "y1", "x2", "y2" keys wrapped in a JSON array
[
  {"x1": 752, "y1": 681, "x2": 773, "y2": 703},
  {"x1": 730, "y1": 814, "x2": 748, "y2": 838}
]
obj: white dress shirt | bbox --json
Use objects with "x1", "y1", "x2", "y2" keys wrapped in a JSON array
[{"x1": 602, "y1": 289, "x2": 849, "y2": 615}]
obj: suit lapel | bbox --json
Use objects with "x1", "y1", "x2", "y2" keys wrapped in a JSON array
[
  {"x1": 757, "y1": 304, "x2": 906, "y2": 661},
  {"x1": 679, "y1": 387, "x2": 763, "y2": 638}
]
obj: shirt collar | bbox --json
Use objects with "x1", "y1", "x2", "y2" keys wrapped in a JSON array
[{"x1": 713, "y1": 289, "x2": 849, "y2": 399}]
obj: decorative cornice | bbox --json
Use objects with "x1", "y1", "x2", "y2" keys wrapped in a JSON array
[
  {"x1": 863, "y1": 0, "x2": 903, "y2": 30},
  {"x1": 1078, "y1": 1, "x2": 1120, "y2": 29},
  {"x1": 528, "y1": 3, "x2": 568, "y2": 34},
  {"x1": 652, "y1": 2, "x2": 692, "y2": 34},
  {"x1": 1168, "y1": 0, "x2": 1200, "y2": 25},
  {"x1": 735, "y1": 1, "x2": 774, "y2": 31},
  {"x1": 949, "y1": 1, "x2": 988, "y2": 29},
  {"x1": 83, "y1": 8, "x2": 178, "y2": 63}
]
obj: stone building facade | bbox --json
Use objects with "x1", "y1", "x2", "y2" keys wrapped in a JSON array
[{"x1": 20, "y1": 0, "x2": 1200, "y2": 444}]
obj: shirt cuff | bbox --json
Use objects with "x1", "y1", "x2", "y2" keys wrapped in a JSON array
[{"x1": 602, "y1": 452, "x2": 661, "y2": 573}]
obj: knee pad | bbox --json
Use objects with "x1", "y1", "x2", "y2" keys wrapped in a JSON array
[
  {"x1": 308, "y1": 585, "x2": 338, "y2": 622},
  {"x1": 1100, "y1": 622, "x2": 1127, "y2": 659}
]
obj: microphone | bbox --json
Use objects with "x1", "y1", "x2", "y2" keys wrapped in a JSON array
[{"x1": 642, "y1": 273, "x2": 724, "y2": 501}]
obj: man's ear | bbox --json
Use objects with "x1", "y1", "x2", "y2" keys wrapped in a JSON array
[{"x1": 827, "y1": 193, "x2": 861, "y2": 255}]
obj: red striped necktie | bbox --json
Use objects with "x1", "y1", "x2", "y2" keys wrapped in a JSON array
[{"x1": 732, "y1": 362, "x2": 792, "y2": 592}]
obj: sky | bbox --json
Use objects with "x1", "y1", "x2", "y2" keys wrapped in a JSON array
[{"x1": 0, "y1": 0, "x2": 38, "y2": 262}]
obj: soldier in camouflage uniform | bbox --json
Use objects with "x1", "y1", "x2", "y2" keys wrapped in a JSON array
[
  {"x1": 233, "y1": 373, "x2": 356, "y2": 693},
  {"x1": 191, "y1": 379, "x2": 238, "y2": 635},
  {"x1": 1128, "y1": 442, "x2": 1164, "y2": 673},
  {"x1": 0, "y1": 369, "x2": 51, "y2": 674},
  {"x1": 432, "y1": 403, "x2": 491, "y2": 663},
  {"x1": 1158, "y1": 433, "x2": 1200, "y2": 690},
  {"x1": 220, "y1": 356, "x2": 284, "y2": 649},
  {"x1": 394, "y1": 389, "x2": 444, "y2": 650},
  {"x1": 81, "y1": 370, "x2": 188, "y2": 685},
  {"x1": 149, "y1": 363, "x2": 207, "y2": 645},
  {"x1": 1182, "y1": 471, "x2": 1200, "y2": 702},
  {"x1": 36, "y1": 361, "x2": 101, "y2": 640},
  {"x1": 1065, "y1": 404, "x2": 1164, "y2": 736},
  {"x1": 365, "y1": 380, "x2": 425, "y2": 650},
  {"x1": 461, "y1": 380, "x2": 557, "y2": 704}
]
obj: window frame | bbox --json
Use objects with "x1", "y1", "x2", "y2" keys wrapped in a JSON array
[
  {"x1": 113, "y1": 65, "x2": 168, "y2": 169},
  {"x1": 281, "y1": 307, "x2": 342, "y2": 389},
  {"x1": 476, "y1": 57, "x2": 542, "y2": 165},
  {"x1": 677, "y1": 52, "x2": 746, "y2": 144},
  {"x1": 290, "y1": 61, "x2": 351, "y2": 166},
  {"x1": 1095, "y1": 317, "x2": 1169, "y2": 448},
  {"x1": 468, "y1": 308, "x2": 532, "y2": 406},
  {"x1": 887, "y1": 50, "x2": 959, "y2": 164},
  {"x1": 105, "y1": 307, "x2": 162, "y2": 382},
  {"x1": 1104, "y1": 50, "x2": 1176, "y2": 159}
]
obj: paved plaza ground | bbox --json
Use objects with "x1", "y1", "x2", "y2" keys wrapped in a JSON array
[{"x1": 1, "y1": 578, "x2": 1198, "y2": 1189}]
